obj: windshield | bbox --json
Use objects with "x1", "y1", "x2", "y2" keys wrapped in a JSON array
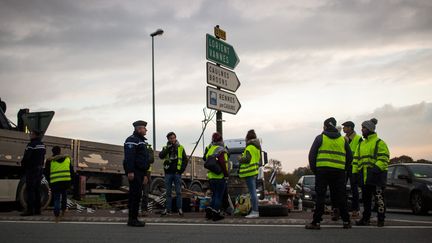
[
  {"x1": 409, "y1": 164, "x2": 432, "y2": 178},
  {"x1": 303, "y1": 176, "x2": 315, "y2": 186}
]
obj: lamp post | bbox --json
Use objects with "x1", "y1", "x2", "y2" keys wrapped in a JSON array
[{"x1": 150, "y1": 28, "x2": 164, "y2": 150}]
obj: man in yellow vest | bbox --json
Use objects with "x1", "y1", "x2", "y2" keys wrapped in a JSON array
[
  {"x1": 44, "y1": 146, "x2": 74, "y2": 222},
  {"x1": 204, "y1": 132, "x2": 229, "y2": 221},
  {"x1": 342, "y1": 121, "x2": 363, "y2": 218},
  {"x1": 159, "y1": 132, "x2": 188, "y2": 216},
  {"x1": 306, "y1": 117, "x2": 353, "y2": 229},
  {"x1": 355, "y1": 118, "x2": 390, "y2": 227},
  {"x1": 238, "y1": 129, "x2": 261, "y2": 218}
]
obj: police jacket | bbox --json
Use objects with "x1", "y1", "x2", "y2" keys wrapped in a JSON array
[
  {"x1": 123, "y1": 132, "x2": 151, "y2": 173},
  {"x1": 21, "y1": 138, "x2": 46, "y2": 171}
]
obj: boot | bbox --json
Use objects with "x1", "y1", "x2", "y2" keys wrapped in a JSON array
[
  {"x1": 212, "y1": 210, "x2": 225, "y2": 221},
  {"x1": 205, "y1": 207, "x2": 213, "y2": 220}
]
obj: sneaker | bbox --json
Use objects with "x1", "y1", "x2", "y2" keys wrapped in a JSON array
[
  {"x1": 212, "y1": 210, "x2": 225, "y2": 221},
  {"x1": 377, "y1": 221, "x2": 385, "y2": 227},
  {"x1": 351, "y1": 211, "x2": 360, "y2": 219},
  {"x1": 245, "y1": 211, "x2": 259, "y2": 219},
  {"x1": 343, "y1": 221, "x2": 352, "y2": 229},
  {"x1": 160, "y1": 209, "x2": 171, "y2": 217},
  {"x1": 205, "y1": 207, "x2": 213, "y2": 220},
  {"x1": 355, "y1": 219, "x2": 370, "y2": 226},
  {"x1": 127, "y1": 219, "x2": 145, "y2": 227},
  {"x1": 305, "y1": 222, "x2": 321, "y2": 230},
  {"x1": 178, "y1": 209, "x2": 184, "y2": 217}
]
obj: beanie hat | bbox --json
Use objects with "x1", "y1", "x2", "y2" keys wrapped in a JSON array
[
  {"x1": 212, "y1": 132, "x2": 223, "y2": 142},
  {"x1": 362, "y1": 118, "x2": 378, "y2": 132},
  {"x1": 324, "y1": 117, "x2": 337, "y2": 128}
]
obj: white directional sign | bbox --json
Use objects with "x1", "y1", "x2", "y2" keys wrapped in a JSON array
[
  {"x1": 207, "y1": 62, "x2": 241, "y2": 92},
  {"x1": 206, "y1": 86, "x2": 241, "y2": 115}
]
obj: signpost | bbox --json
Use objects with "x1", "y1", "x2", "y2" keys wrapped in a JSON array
[
  {"x1": 205, "y1": 26, "x2": 241, "y2": 136},
  {"x1": 206, "y1": 62, "x2": 240, "y2": 92},
  {"x1": 206, "y1": 34, "x2": 239, "y2": 70},
  {"x1": 21, "y1": 111, "x2": 55, "y2": 135},
  {"x1": 206, "y1": 86, "x2": 241, "y2": 115}
]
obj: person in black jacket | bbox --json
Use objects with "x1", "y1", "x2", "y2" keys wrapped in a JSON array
[
  {"x1": 159, "y1": 132, "x2": 188, "y2": 216},
  {"x1": 306, "y1": 117, "x2": 353, "y2": 229},
  {"x1": 44, "y1": 146, "x2": 74, "y2": 222},
  {"x1": 20, "y1": 130, "x2": 46, "y2": 216},
  {"x1": 123, "y1": 120, "x2": 151, "y2": 227}
]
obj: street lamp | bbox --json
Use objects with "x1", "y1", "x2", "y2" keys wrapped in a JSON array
[{"x1": 150, "y1": 28, "x2": 164, "y2": 150}]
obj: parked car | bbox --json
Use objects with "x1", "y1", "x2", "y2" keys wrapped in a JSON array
[{"x1": 386, "y1": 163, "x2": 432, "y2": 215}]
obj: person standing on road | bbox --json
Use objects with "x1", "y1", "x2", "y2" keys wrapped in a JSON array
[
  {"x1": 20, "y1": 130, "x2": 46, "y2": 216},
  {"x1": 204, "y1": 132, "x2": 229, "y2": 221},
  {"x1": 355, "y1": 118, "x2": 390, "y2": 227},
  {"x1": 159, "y1": 132, "x2": 188, "y2": 216},
  {"x1": 123, "y1": 120, "x2": 151, "y2": 227},
  {"x1": 141, "y1": 144, "x2": 154, "y2": 217},
  {"x1": 238, "y1": 129, "x2": 261, "y2": 219},
  {"x1": 342, "y1": 121, "x2": 363, "y2": 218},
  {"x1": 44, "y1": 146, "x2": 74, "y2": 222},
  {"x1": 306, "y1": 117, "x2": 353, "y2": 229}
]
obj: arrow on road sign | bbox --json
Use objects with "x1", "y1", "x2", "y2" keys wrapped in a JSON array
[
  {"x1": 207, "y1": 62, "x2": 241, "y2": 92},
  {"x1": 206, "y1": 86, "x2": 241, "y2": 115},
  {"x1": 206, "y1": 34, "x2": 239, "y2": 70}
]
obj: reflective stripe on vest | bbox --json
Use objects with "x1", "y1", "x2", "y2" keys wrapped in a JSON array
[
  {"x1": 239, "y1": 145, "x2": 260, "y2": 178},
  {"x1": 350, "y1": 134, "x2": 362, "y2": 174},
  {"x1": 206, "y1": 145, "x2": 228, "y2": 179},
  {"x1": 163, "y1": 145, "x2": 184, "y2": 171},
  {"x1": 355, "y1": 133, "x2": 388, "y2": 183},
  {"x1": 50, "y1": 157, "x2": 72, "y2": 183},
  {"x1": 316, "y1": 135, "x2": 346, "y2": 170}
]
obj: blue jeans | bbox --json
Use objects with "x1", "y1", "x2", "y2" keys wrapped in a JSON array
[
  {"x1": 52, "y1": 188, "x2": 67, "y2": 217},
  {"x1": 165, "y1": 173, "x2": 182, "y2": 211},
  {"x1": 245, "y1": 176, "x2": 258, "y2": 212},
  {"x1": 209, "y1": 179, "x2": 226, "y2": 211}
]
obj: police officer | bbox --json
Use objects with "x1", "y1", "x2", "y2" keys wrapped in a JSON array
[
  {"x1": 159, "y1": 132, "x2": 188, "y2": 216},
  {"x1": 20, "y1": 130, "x2": 46, "y2": 216},
  {"x1": 306, "y1": 117, "x2": 353, "y2": 229},
  {"x1": 355, "y1": 118, "x2": 390, "y2": 227},
  {"x1": 342, "y1": 121, "x2": 363, "y2": 218},
  {"x1": 123, "y1": 120, "x2": 152, "y2": 227}
]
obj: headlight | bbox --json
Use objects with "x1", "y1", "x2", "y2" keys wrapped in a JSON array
[
  {"x1": 304, "y1": 194, "x2": 311, "y2": 199},
  {"x1": 427, "y1": 184, "x2": 432, "y2": 191}
]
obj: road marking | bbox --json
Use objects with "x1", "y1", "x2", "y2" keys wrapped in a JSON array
[
  {"x1": 1, "y1": 221, "x2": 432, "y2": 229},
  {"x1": 389, "y1": 219, "x2": 432, "y2": 224}
]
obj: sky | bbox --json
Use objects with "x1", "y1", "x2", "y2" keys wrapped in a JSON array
[{"x1": 1, "y1": 0, "x2": 431, "y2": 172}]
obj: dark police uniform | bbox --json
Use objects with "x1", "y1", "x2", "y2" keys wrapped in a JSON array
[
  {"x1": 123, "y1": 121, "x2": 151, "y2": 226},
  {"x1": 21, "y1": 137, "x2": 46, "y2": 216}
]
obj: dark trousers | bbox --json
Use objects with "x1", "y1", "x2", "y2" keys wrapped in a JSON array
[
  {"x1": 128, "y1": 170, "x2": 145, "y2": 220},
  {"x1": 141, "y1": 172, "x2": 151, "y2": 211},
  {"x1": 349, "y1": 173, "x2": 360, "y2": 211},
  {"x1": 313, "y1": 169, "x2": 350, "y2": 223},
  {"x1": 209, "y1": 179, "x2": 226, "y2": 211},
  {"x1": 52, "y1": 188, "x2": 67, "y2": 216},
  {"x1": 362, "y1": 185, "x2": 386, "y2": 222},
  {"x1": 25, "y1": 170, "x2": 42, "y2": 214}
]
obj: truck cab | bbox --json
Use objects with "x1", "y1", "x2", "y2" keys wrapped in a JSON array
[{"x1": 224, "y1": 139, "x2": 268, "y2": 200}]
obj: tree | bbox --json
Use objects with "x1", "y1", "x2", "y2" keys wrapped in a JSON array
[
  {"x1": 390, "y1": 155, "x2": 414, "y2": 165},
  {"x1": 267, "y1": 159, "x2": 283, "y2": 173},
  {"x1": 292, "y1": 166, "x2": 313, "y2": 178}
]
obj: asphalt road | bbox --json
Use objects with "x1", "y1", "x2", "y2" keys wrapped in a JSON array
[{"x1": 2, "y1": 221, "x2": 432, "y2": 243}]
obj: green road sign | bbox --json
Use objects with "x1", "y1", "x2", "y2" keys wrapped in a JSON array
[
  {"x1": 22, "y1": 111, "x2": 55, "y2": 134},
  {"x1": 206, "y1": 34, "x2": 239, "y2": 70}
]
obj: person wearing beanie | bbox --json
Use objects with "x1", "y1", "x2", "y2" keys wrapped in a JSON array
[
  {"x1": 342, "y1": 121, "x2": 363, "y2": 219},
  {"x1": 354, "y1": 118, "x2": 390, "y2": 227},
  {"x1": 238, "y1": 129, "x2": 262, "y2": 218},
  {"x1": 159, "y1": 131, "x2": 188, "y2": 217},
  {"x1": 204, "y1": 132, "x2": 229, "y2": 221},
  {"x1": 44, "y1": 146, "x2": 74, "y2": 222},
  {"x1": 306, "y1": 117, "x2": 353, "y2": 230},
  {"x1": 123, "y1": 120, "x2": 152, "y2": 227}
]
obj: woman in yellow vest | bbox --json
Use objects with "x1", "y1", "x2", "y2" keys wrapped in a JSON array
[
  {"x1": 238, "y1": 129, "x2": 261, "y2": 218},
  {"x1": 204, "y1": 132, "x2": 229, "y2": 221},
  {"x1": 44, "y1": 146, "x2": 74, "y2": 222},
  {"x1": 354, "y1": 118, "x2": 390, "y2": 227}
]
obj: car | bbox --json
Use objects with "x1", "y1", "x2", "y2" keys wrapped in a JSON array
[
  {"x1": 295, "y1": 175, "x2": 353, "y2": 209},
  {"x1": 386, "y1": 163, "x2": 432, "y2": 215}
]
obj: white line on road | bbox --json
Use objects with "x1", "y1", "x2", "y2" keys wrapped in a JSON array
[{"x1": 1, "y1": 221, "x2": 432, "y2": 229}]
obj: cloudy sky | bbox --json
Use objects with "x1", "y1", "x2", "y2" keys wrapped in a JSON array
[{"x1": 1, "y1": 0, "x2": 431, "y2": 172}]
